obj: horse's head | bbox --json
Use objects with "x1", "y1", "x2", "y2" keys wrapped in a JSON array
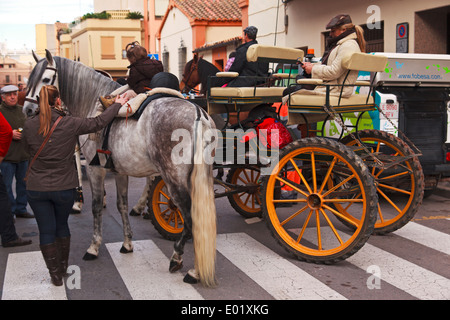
[
  {"x1": 180, "y1": 53, "x2": 202, "y2": 94},
  {"x1": 23, "y1": 49, "x2": 59, "y2": 117}
]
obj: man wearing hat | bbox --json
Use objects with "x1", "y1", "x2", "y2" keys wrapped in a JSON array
[
  {"x1": 0, "y1": 111, "x2": 32, "y2": 247},
  {"x1": 0, "y1": 85, "x2": 33, "y2": 219},
  {"x1": 222, "y1": 26, "x2": 269, "y2": 87}
]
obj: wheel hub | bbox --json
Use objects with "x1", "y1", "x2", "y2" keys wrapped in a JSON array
[{"x1": 307, "y1": 193, "x2": 322, "y2": 209}]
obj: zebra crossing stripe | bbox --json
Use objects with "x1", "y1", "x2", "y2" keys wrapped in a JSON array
[
  {"x1": 393, "y1": 221, "x2": 450, "y2": 255},
  {"x1": 292, "y1": 226, "x2": 450, "y2": 300},
  {"x1": 1, "y1": 251, "x2": 67, "y2": 300},
  {"x1": 295, "y1": 226, "x2": 450, "y2": 300},
  {"x1": 346, "y1": 242, "x2": 450, "y2": 300},
  {"x1": 105, "y1": 240, "x2": 204, "y2": 300},
  {"x1": 216, "y1": 233, "x2": 346, "y2": 300}
]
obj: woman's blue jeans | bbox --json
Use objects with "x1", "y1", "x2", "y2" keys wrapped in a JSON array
[{"x1": 26, "y1": 189, "x2": 75, "y2": 245}]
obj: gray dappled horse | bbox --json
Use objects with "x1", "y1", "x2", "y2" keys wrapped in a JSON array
[{"x1": 24, "y1": 50, "x2": 218, "y2": 286}]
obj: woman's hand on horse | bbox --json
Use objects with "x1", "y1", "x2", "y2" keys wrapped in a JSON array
[{"x1": 115, "y1": 94, "x2": 129, "y2": 106}]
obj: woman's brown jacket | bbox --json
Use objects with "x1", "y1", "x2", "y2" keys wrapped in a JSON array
[{"x1": 23, "y1": 103, "x2": 122, "y2": 192}]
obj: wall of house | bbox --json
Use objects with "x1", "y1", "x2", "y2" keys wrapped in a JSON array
[
  {"x1": 69, "y1": 18, "x2": 141, "y2": 76},
  {"x1": 205, "y1": 26, "x2": 242, "y2": 45},
  {"x1": 159, "y1": 7, "x2": 193, "y2": 78},
  {"x1": 35, "y1": 24, "x2": 58, "y2": 57},
  {"x1": 248, "y1": 0, "x2": 286, "y2": 46}
]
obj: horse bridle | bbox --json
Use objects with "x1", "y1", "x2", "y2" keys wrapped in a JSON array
[
  {"x1": 25, "y1": 66, "x2": 58, "y2": 105},
  {"x1": 180, "y1": 62, "x2": 199, "y2": 94}
]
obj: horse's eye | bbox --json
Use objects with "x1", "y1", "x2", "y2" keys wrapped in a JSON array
[{"x1": 43, "y1": 78, "x2": 50, "y2": 83}]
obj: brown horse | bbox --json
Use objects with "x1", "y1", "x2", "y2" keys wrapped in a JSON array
[{"x1": 180, "y1": 53, "x2": 220, "y2": 95}]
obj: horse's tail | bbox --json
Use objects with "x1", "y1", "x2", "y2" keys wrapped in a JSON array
[{"x1": 190, "y1": 112, "x2": 217, "y2": 287}]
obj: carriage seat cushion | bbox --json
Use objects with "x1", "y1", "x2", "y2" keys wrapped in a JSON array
[
  {"x1": 210, "y1": 86, "x2": 287, "y2": 98},
  {"x1": 288, "y1": 90, "x2": 374, "y2": 108}
]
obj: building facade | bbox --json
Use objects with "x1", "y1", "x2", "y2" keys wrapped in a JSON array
[
  {"x1": 157, "y1": 0, "x2": 242, "y2": 79},
  {"x1": 0, "y1": 57, "x2": 31, "y2": 88},
  {"x1": 61, "y1": 17, "x2": 143, "y2": 78},
  {"x1": 248, "y1": 0, "x2": 450, "y2": 56}
]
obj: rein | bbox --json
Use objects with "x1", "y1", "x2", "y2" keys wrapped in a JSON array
[{"x1": 181, "y1": 61, "x2": 199, "y2": 93}]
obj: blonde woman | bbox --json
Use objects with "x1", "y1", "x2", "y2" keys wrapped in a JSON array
[{"x1": 23, "y1": 85, "x2": 125, "y2": 286}]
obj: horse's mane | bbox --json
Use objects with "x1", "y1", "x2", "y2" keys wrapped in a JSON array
[
  {"x1": 55, "y1": 56, "x2": 120, "y2": 117},
  {"x1": 28, "y1": 56, "x2": 121, "y2": 118},
  {"x1": 197, "y1": 58, "x2": 220, "y2": 90}
]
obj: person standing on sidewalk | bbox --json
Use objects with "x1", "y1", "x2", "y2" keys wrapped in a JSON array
[
  {"x1": 0, "y1": 85, "x2": 33, "y2": 219},
  {"x1": 0, "y1": 111, "x2": 32, "y2": 247}
]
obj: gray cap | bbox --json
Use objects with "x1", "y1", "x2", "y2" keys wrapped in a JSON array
[
  {"x1": 243, "y1": 26, "x2": 258, "y2": 39},
  {"x1": 1, "y1": 85, "x2": 19, "y2": 94}
]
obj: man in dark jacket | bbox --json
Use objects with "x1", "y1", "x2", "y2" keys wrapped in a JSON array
[
  {"x1": 0, "y1": 85, "x2": 33, "y2": 219},
  {"x1": 0, "y1": 111, "x2": 32, "y2": 247},
  {"x1": 220, "y1": 26, "x2": 269, "y2": 87}
]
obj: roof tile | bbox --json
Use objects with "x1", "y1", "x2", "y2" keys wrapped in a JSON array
[{"x1": 172, "y1": 0, "x2": 241, "y2": 21}]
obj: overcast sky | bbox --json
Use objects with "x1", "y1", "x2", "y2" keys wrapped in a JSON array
[{"x1": 0, "y1": 0, "x2": 94, "y2": 50}]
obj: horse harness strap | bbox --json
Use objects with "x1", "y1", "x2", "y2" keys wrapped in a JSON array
[
  {"x1": 25, "y1": 66, "x2": 58, "y2": 105},
  {"x1": 132, "y1": 93, "x2": 182, "y2": 120},
  {"x1": 90, "y1": 93, "x2": 187, "y2": 170}
]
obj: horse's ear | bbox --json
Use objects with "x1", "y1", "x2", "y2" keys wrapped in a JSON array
[
  {"x1": 193, "y1": 53, "x2": 198, "y2": 62},
  {"x1": 45, "y1": 49, "x2": 54, "y2": 65},
  {"x1": 32, "y1": 50, "x2": 41, "y2": 63}
]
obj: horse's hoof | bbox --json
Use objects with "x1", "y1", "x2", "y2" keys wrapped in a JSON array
[
  {"x1": 169, "y1": 260, "x2": 183, "y2": 273},
  {"x1": 142, "y1": 212, "x2": 150, "y2": 220},
  {"x1": 183, "y1": 272, "x2": 199, "y2": 284},
  {"x1": 129, "y1": 209, "x2": 140, "y2": 216},
  {"x1": 120, "y1": 246, "x2": 133, "y2": 254},
  {"x1": 83, "y1": 252, "x2": 98, "y2": 261}
]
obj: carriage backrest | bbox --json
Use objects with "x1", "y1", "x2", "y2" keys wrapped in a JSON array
[
  {"x1": 246, "y1": 44, "x2": 304, "y2": 65},
  {"x1": 341, "y1": 52, "x2": 387, "y2": 73}
]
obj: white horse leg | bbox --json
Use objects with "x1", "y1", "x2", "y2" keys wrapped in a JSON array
[
  {"x1": 129, "y1": 179, "x2": 149, "y2": 216},
  {"x1": 115, "y1": 174, "x2": 133, "y2": 253},
  {"x1": 83, "y1": 166, "x2": 106, "y2": 260},
  {"x1": 72, "y1": 145, "x2": 83, "y2": 214}
]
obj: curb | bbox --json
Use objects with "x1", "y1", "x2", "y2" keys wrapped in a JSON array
[{"x1": 435, "y1": 179, "x2": 450, "y2": 198}]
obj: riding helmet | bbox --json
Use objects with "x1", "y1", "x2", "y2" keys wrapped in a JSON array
[{"x1": 149, "y1": 72, "x2": 180, "y2": 91}]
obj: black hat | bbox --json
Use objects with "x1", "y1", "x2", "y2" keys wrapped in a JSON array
[
  {"x1": 326, "y1": 14, "x2": 352, "y2": 29},
  {"x1": 243, "y1": 26, "x2": 258, "y2": 39},
  {"x1": 149, "y1": 72, "x2": 180, "y2": 91}
]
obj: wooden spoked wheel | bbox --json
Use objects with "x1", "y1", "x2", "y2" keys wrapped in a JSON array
[
  {"x1": 147, "y1": 176, "x2": 183, "y2": 240},
  {"x1": 341, "y1": 130, "x2": 424, "y2": 234},
  {"x1": 262, "y1": 137, "x2": 377, "y2": 264},
  {"x1": 226, "y1": 167, "x2": 262, "y2": 218}
]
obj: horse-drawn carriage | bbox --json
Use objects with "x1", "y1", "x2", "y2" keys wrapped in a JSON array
[
  {"x1": 147, "y1": 44, "x2": 425, "y2": 264},
  {"x1": 24, "y1": 46, "x2": 425, "y2": 286}
]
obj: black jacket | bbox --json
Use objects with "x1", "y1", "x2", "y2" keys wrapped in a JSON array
[{"x1": 227, "y1": 40, "x2": 269, "y2": 87}]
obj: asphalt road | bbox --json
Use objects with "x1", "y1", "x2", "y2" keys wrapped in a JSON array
[{"x1": 1, "y1": 172, "x2": 449, "y2": 304}]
